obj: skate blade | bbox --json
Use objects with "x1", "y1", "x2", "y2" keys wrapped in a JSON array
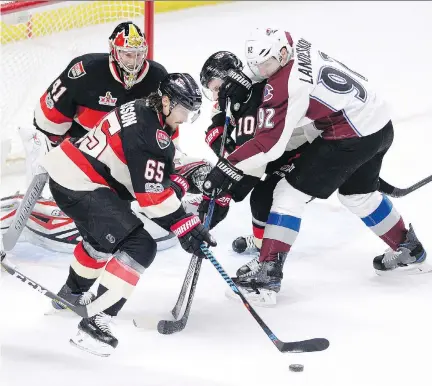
[
  {"x1": 69, "y1": 331, "x2": 114, "y2": 357},
  {"x1": 225, "y1": 287, "x2": 277, "y2": 307},
  {"x1": 375, "y1": 261, "x2": 432, "y2": 276}
]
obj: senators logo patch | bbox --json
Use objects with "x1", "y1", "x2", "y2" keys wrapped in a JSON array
[
  {"x1": 156, "y1": 129, "x2": 171, "y2": 149},
  {"x1": 68, "y1": 61, "x2": 86, "y2": 79},
  {"x1": 263, "y1": 84, "x2": 274, "y2": 102}
]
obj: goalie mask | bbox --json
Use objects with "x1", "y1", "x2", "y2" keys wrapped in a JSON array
[
  {"x1": 109, "y1": 22, "x2": 148, "y2": 89},
  {"x1": 200, "y1": 51, "x2": 243, "y2": 101}
]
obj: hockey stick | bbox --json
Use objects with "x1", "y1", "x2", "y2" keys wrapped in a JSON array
[
  {"x1": 200, "y1": 246, "x2": 330, "y2": 353},
  {"x1": 378, "y1": 175, "x2": 432, "y2": 198},
  {"x1": 156, "y1": 199, "x2": 217, "y2": 334},
  {"x1": 2, "y1": 173, "x2": 48, "y2": 251},
  {"x1": 154, "y1": 102, "x2": 232, "y2": 332},
  {"x1": 0, "y1": 250, "x2": 89, "y2": 317}
]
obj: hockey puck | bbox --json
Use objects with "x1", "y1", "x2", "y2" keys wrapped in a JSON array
[{"x1": 289, "y1": 364, "x2": 304, "y2": 372}]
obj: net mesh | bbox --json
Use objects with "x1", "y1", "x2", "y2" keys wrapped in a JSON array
[{"x1": 0, "y1": 1, "x2": 147, "y2": 174}]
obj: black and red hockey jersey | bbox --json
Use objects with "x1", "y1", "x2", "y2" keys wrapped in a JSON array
[
  {"x1": 34, "y1": 53, "x2": 171, "y2": 143},
  {"x1": 40, "y1": 99, "x2": 187, "y2": 230}
]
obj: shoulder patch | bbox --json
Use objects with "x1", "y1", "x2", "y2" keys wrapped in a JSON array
[
  {"x1": 263, "y1": 84, "x2": 274, "y2": 102},
  {"x1": 156, "y1": 129, "x2": 171, "y2": 149},
  {"x1": 68, "y1": 61, "x2": 86, "y2": 79}
]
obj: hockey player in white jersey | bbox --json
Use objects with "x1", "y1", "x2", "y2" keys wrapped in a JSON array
[{"x1": 202, "y1": 28, "x2": 428, "y2": 305}]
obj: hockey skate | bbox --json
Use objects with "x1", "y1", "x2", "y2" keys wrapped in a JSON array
[
  {"x1": 46, "y1": 284, "x2": 95, "y2": 315},
  {"x1": 226, "y1": 253, "x2": 287, "y2": 307},
  {"x1": 70, "y1": 312, "x2": 118, "y2": 357},
  {"x1": 373, "y1": 224, "x2": 430, "y2": 276},
  {"x1": 232, "y1": 235, "x2": 259, "y2": 255}
]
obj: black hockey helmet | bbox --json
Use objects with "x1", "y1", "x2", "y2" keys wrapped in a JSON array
[
  {"x1": 109, "y1": 21, "x2": 148, "y2": 89},
  {"x1": 158, "y1": 73, "x2": 202, "y2": 122},
  {"x1": 200, "y1": 51, "x2": 243, "y2": 89}
]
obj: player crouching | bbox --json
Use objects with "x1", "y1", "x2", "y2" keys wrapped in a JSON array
[{"x1": 39, "y1": 73, "x2": 216, "y2": 356}]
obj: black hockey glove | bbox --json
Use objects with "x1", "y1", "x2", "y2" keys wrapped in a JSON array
[
  {"x1": 205, "y1": 125, "x2": 236, "y2": 157},
  {"x1": 202, "y1": 157, "x2": 244, "y2": 197},
  {"x1": 171, "y1": 214, "x2": 217, "y2": 258},
  {"x1": 198, "y1": 194, "x2": 231, "y2": 230},
  {"x1": 218, "y1": 69, "x2": 252, "y2": 112}
]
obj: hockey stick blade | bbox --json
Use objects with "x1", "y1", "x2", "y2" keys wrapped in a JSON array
[
  {"x1": 157, "y1": 257, "x2": 203, "y2": 334},
  {"x1": 201, "y1": 246, "x2": 330, "y2": 354}
]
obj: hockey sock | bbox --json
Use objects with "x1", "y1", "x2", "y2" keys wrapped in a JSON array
[
  {"x1": 252, "y1": 217, "x2": 265, "y2": 250},
  {"x1": 95, "y1": 251, "x2": 144, "y2": 316},
  {"x1": 260, "y1": 212, "x2": 299, "y2": 262},
  {"x1": 67, "y1": 241, "x2": 109, "y2": 293},
  {"x1": 338, "y1": 191, "x2": 407, "y2": 250}
]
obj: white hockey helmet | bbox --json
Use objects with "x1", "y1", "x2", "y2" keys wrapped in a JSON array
[{"x1": 245, "y1": 28, "x2": 293, "y2": 78}]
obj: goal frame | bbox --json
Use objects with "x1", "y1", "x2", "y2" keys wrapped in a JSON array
[{"x1": 0, "y1": 0, "x2": 155, "y2": 59}]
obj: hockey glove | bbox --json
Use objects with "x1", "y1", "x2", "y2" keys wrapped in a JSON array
[
  {"x1": 171, "y1": 214, "x2": 217, "y2": 258},
  {"x1": 202, "y1": 157, "x2": 244, "y2": 197},
  {"x1": 169, "y1": 174, "x2": 190, "y2": 199},
  {"x1": 218, "y1": 69, "x2": 252, "y2": 112},
  {"x1": 198, "y1": 194, "x2": 231, "y2": 229},
  {"x1": 205, "y1": 126, "x2": 236, "y2": 157}
]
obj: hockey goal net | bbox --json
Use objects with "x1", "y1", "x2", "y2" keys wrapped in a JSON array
[{"x1": 0, "y1": 0, "x2": 154, "y2": 175}]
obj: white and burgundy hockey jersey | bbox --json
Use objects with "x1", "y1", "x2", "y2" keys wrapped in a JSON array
[{"x1": 228, "y1": 33, "x2": 391, "y2": 173}]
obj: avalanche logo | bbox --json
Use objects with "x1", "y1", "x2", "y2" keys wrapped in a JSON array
[
  {"x1": 156, "y1": 129, "x2": 171, "y2": 149},
  {"x1": 68, "y1": 61, "x2": 86, "y2": 79},
  {"x1": 263, "y1": 84, "x2": 274, "y2": 102},
  {"x1": 99, "y1": 91, "x2": 117, "y2": 106}
]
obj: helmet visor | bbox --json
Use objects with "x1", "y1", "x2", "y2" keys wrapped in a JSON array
[
  {"x1": 117, "y1": 46, "x2": 147, "y2": 74},
  {"x1": 248, "y1": 56, "x2": 281, "y2": 79},
  {"x1": 201, "y1": 77, "x2": 223, "y2": 101},
  {"x1": 171, "y1": 103, "x2": 201, "y2": 124}
]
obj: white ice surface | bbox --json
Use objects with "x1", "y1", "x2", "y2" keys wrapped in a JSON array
[{"x1": 1, "y1": 2, "x2": 432, "y2": 386}]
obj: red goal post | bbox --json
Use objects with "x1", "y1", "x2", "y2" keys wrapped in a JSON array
[{"x1": 0, "y1": 1, "x2": 154, "y2": 59}]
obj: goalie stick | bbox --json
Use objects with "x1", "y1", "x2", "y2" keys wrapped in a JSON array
[
  {"x1": 2, "y1": 172, "x2": 48, "y2": 251},
  {"x1": 200, "y1": 245, "x2": 330, "y2": 353}
]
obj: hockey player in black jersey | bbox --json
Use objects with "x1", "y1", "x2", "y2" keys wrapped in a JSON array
[
  {"x1": 39, "y1": 73, "x2": 216, "y2": 357},
  {"x1": 20, "y1": 21, "x2": 169, "y2": 185}
]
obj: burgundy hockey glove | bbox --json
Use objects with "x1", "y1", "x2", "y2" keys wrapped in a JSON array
[
  {"x1": 218, "y1": 69, "x2": 252, "y2": 112},
  {"x1": 198, "y1": 194, "x2": 231, "y2": 230},
  {"x1": 205, "y1": 126, "x2": 236, "y2": 157},
  {"x1": 171, "y1": 214, "x2": 217, "y2": 258},
  {"x1": 202, "y1": 157, "x2": 244, "y2": 197}
]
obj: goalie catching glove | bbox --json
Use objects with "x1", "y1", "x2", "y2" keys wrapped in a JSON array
[
  {"x1": 170, "y1": 214, "x2": 217, "y2": 258},
  {"x1": 202, "y1": 157, "x2": 244, "y2": 197}
]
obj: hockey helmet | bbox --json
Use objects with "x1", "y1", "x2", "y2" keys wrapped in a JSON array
[
  {"x1": 200, "y1": 51, "x2": 243, "y2": 100},
  {"x1": 245, "y1": 28, "x2": 293, "y2": 78},
  {"x1": 109, "y1": 22, "x2": 148, "y2": 89},
  {"x1": 158, "y1": 73, "x2": 202, "y2": 123}
]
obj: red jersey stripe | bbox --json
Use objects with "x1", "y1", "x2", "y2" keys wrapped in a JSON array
[
  {"x1": 75, "y1": 106, "x2": 108, "y2": 130},
  {"x1": 40, "y1": 92, "x2": 73, "y2": 124},
  {"x1": 60, "y1": 140, "x2": 110, "y2": 187}
]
